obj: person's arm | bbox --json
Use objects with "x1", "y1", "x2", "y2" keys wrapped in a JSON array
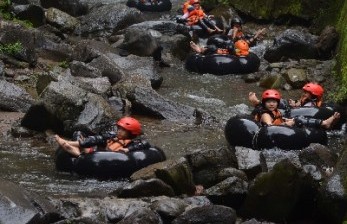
[
  {"x1": 131, "y1": 139, "x2": 151, "y2": 150},
  {"x1": 123, "y1": 139, "x2": 151, "y2": 152},
  {"x1": 260, "y1": 113, "x2": 274, "y2": 126},
  {"x1": 283, "y1": 118, "x2": 295, "y2": 126},
  {"x1": 249, "y1": 92, "x2": 261, "y2": 107},
  {"x1": 288, "y1": 99, "x2": 300, "y2": 107},
  {"x1": 249, "y1": 28, "x2": 266, "y2": 44},
  {"x1": 79, "y1": 131, "x2": 116, "y2": 148}
]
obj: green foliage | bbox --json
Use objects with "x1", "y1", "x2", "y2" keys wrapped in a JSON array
[
  {"x1": 333, "y1": 0, "x2": 347, "y2": 102},
  {"x1": 58, "y1": 60, "x2": 69, "y2": 69},
  {"x1": 0, "y1": 42, "x2": 23, "y2": 55},
  {"x1": 0, "y1": 0, "x2": 33, "y2": 28}
]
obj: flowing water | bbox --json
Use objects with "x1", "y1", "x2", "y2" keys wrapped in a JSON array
[{"x1": 0, "y1": 16, "x2": 344, "y2": 199}]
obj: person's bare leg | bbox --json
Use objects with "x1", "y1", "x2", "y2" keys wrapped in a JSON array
[
  {"x1": 214, "y1": 25, "x2": 223, "y2": 33},
  {"x1": 321, "y1": 112, "x2": 341, "y2": 129},
  {"x1": 190, "y1": 41, "x2": 202, "y2": 53},
  {"x1": 64, "y1": 140, "x2": 80, "y2": 147},
  {"x1": 54, "y1": 135, "x2": 81, "y2": 157},
  {"x1": 206, "y1": 27, "x2": 215, "y2": 34}
]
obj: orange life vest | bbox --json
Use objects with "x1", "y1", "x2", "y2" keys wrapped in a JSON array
[
  {"x1": 234, "y1": 39, "x2": 249, "y2": 56},
  {"x1": 107, "y1": 139, "x2": 132, "y2": 152},
  {"x1": 255, "y1": 109, "x2": 284, "y2": 126},
  {"x1": 187, "y1": 9, "x2": 205, "y2": 25},
  {"x1": 234, "y1": 30, "x2": 244, "y2": 40}
]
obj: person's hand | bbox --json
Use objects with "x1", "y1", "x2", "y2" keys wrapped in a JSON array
[
  {"x1": 249, "y1": 92, "x2": 260, "y2": 106},
  {"x1": 283, "y1": 118, "x2": 295, "y2": 126},
  {"x1": 254, "y1": 28, "x2": 267, "y2": 40},
  {"x1": 288, "y1": 99, "x2": 295, "y2": 107},
  {"x1": 288, "y1": 99, "x2": 299, "y2": 107}
]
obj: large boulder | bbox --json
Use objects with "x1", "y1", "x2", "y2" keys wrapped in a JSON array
[
  {"x1": 0, "y1": 80, "x2": 35, "y2": 112},
  {"x1": 22, "y1": 78, "x2": 120, "y2": 135},
  {"x1": 315, "y1": 144, "x2": 347, "y2": 224},
  {"x1": 0, "y1": 179, "x2": 62, "y2": 224},
  {"x1": 227, "y1": 0, "x2": 335, "y2": 26},
  {"x1": 74, "y1": 4, "x2": 144, "y2": 37},
  {"x1": 264, "y1": 29, "x2": 319, "y2": 62},
  {"x1": 239, "y1": 159, "x2": 318, "y2": 222},
  {"x1": 172, "y1": 205, "x2": 237, "y2": 224}
]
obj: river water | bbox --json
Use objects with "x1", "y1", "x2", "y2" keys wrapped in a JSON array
[{"x1": 0, "y1": 17, "x2": 344, "y2": 199}]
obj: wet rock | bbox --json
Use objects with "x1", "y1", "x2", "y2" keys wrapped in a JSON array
[
  {"x1": 74, "y1": 4, "x2": 143, "y2": 37},
  {"x1": 182, "y1": 196, "x2": 212, "y2": 209},
  {"x1": 130, "y1": 157, "x2": 197, "y2": 196},
  {"x1": 114, "y1": 80, "x2": 200, "y2": 122},
  {"x1": 69, "y1": 60, "x2": 103, "y2": 78},
  {"x1": 75, "y1": 76, "x2": 111, "y2": 96},
  {"x1": 260, "y1": 149, "x2": 301, "y2": 172},
  {"x1": 0, "y1": 23, "x2": 73, "y2": 64},
  {"x1": 106, "y1": 53, "x2": 163, "y2": 89},
  {"x1": 40, "y1": 0, "x2": 89, "y2": 17},
  {"x1": 264, "y1": 29, "x2": 319, "y2": 62},
  {"x1": 299, "y1": 143, "x2": 338, "y2": 177},
  {"x1": 185, "y1": 147, "x2": 237, "y2": 187},
  {"x1": 72, "y1": 39, "x2": 118, "y2": 62},
  {"x1": 20, "y1": 103, "x2": 64, "y2": 133},
  {"x1": 282, "y1": 67, "x2": 307, "y2": 88},
  {"x1": 45, "y1": 7, "x2": 79, "y2": 32},
  {"x1": 10, "y1": 4, "x2": 45, "y2": 27},
  {"x1": 150, "y1": 196, "x2": 188, "y2": 223},
  {"x1": 315, "y1": 26, "x2": 339, "y2": 60},
  {"x1": 0, "y1": 80, "x2": 35, "y2": 112},
  {"x1": 172, "y1": 205, "x2": 237, "y2": 224},
  {"x1": 24, "y1": 79, "x2": 119, "y2": 134},
  {"x1": 117, "y1": 178, "x2": 175, "y2": 198},
  {"x1": 235, "y1": 146, "x2": 262, "y2": 179},
  {"x1": 239, "y1": 159, "x2": 318, "y2": 222},
  {"x1": 117, "y1": 208, "x2": 162, "y2": 224},
  {"x1": 120, "y1": 27, "x2": 161, "y2": 57},
  {"x1": 0, "y1": 179, "x2": 62, "y2": 224},
  {"x1": 205, "y1": 176, "x2": 248, "y2": 209},
  {"x1": 258, "y1": 73, "x2": 286, "y2": 89},
  {"x1": 52, "y1": 197, "x2": 150, "y2": 223},
  {"x1": 218, "y1": 167, "x2": 248, "y2": 182},
  {"x1": 315, "y1": 144, "x2": 347, "y2": 224}
]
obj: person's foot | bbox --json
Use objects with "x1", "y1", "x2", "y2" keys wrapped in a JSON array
[
  {"x1": 215, "y1": 27, "x2": 223, "y2": 33},
  {"x1": 321, "y1": 112, "x2": 340, "y2": 129},
  {"x1": 190, "y1": 41, "x2": 202, "y2": 53},
  {"x1": 54, "y1": 135, "x2": 81, "y2": 157},
  {"x1": 194, "y1": 185, "x2": 204, "y2": 196},
  {"x1": 207, "y1": 28, "x2": 216, "y2": 34}
]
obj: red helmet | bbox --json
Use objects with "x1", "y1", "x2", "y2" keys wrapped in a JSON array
[
  {"x1": 116, "y1": 117, "x2": 142, "y2": 136},
  {"x1": 302, "y1": 83, "x2": 324, "y2": 98},
  {"x1": 261, "y1": 89, "x2": 281, "y2": 102}
]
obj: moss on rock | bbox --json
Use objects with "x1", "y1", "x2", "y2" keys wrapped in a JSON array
[{"x1": 334, "y1": 0, "x2": 347, "y2": 102}]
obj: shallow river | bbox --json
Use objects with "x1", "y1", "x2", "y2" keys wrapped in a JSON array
[{"x1": 0, "y1": 22, "x2": 344, "y2": 199}]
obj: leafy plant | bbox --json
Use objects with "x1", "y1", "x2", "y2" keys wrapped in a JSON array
[
  {"x1": 58, "y1": 60, "x2": 69, "y2": 69},
  {"x1": 0, "y1": 41, "x2": 23, "y2": 55},
  {"x1": 0, "y1": 0, "x2": 33, "y2": 28}
]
